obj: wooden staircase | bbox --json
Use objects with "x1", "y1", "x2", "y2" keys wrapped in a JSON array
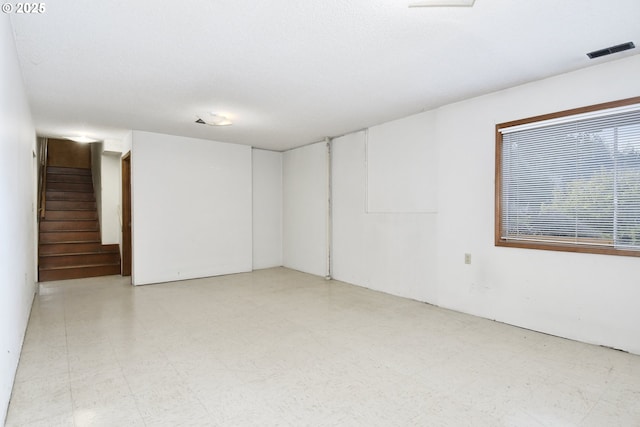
[{"x1": 39, "y1": 166, "x2": 121, "y2": 281}]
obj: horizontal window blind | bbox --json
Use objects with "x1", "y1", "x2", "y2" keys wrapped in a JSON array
[
  {"x1": 500, "y1": 108, "x2": 640, "y2": 251},
  {"x1": 499, "y1": 103, "x2": 640, "y2": 134}
]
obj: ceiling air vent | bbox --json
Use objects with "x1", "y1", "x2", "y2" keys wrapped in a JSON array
[{"x1": 587, "y1": 42, "x2": 635, "y2": 59}]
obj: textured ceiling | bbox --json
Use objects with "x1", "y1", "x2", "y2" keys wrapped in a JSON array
[{"x1": 10, "y1": 0, "x2": 640, "y2": 151}]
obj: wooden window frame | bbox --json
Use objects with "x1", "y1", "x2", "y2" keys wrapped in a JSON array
[{"x1": 495, "y1": 96, "x2": 640, "y2": 258}]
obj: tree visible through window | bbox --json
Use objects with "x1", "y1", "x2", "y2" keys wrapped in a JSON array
[{"x1": 495, "y1": 97, "x2": 640, "y2": 257}]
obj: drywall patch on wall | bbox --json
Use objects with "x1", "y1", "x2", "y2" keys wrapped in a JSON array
[{"x1": 332, "y1": 130, "x2": 439, "y2": 303}]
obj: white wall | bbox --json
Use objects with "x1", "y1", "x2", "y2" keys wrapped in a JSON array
[
  {"x1": 332, "y1": 129, "x2": 439, "y2": 302},
  {"x1": 121, "y1": 131, "x2": 132, "y2": 156},
  {"x1": 100, "y1": 152, "x2": 121, "y2": 244},
  {"x1": 330, "y1": 55, "x2": 640, "y2": 354},
  {"x1": 131, "y1": 131, "x2": 252, "y2": 285},
  {"x1": 252, "y1": 149, "x2": 283, "y2": 269},
  {"x1": 104, "y1": 138, "x2": 123, "y2": 153},
  {"x1": 91, "y1": 143, "x2": 121, "y2": 245},
  {"x1": 435, "y1": 55, "x2": 640, "y2": 354},
  {"x1": 283, "y1": 142, "x2": 328, "y2": 277},
  {"x1": 0, "y1": 15, "x2": 37, "y2": 424}
]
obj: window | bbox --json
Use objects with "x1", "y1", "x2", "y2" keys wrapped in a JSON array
[{"x1": 495, "y1": 97, "x2": 640, "y2": 257}]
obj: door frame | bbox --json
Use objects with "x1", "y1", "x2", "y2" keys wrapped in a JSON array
[{"x1": 121, "y1": 152, "x2": 132, "y2": 277}]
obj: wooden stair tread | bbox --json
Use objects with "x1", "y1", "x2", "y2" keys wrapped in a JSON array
[
  {"x1": 40, "y1": 238, "x2": 101, "y2": 241},
  {"x1": 41, "y1": 219, "x2": 98, "y2": 225},
  {"x1": 46, "y1": 193, "x2": 96, "y2": 202},
  {"x1": 45, "y1": 211, "x2": 98, "y2": 220},
  {"x1": 40, "y1": 230, "x2": 100, "y2": 243},
  {"x1": 46, "y1": 208, "x2": 98, "y2": 212},
  {"x1": 41, "y1": 240, "x2": 101, "y2": 244},
  {"x1": 39, "y1": 248, "x2": 119, "y2": 257},
  {"x1": 40, "y1": 219, "x2": 98, "y2": 221},
  {"x1": 46, "y1": 166, "x2": 92, "y2": 175},
  {"x1": 40, "y1": 262, "x2": 120, "y2": 270},
  {"x1": 40, "y1": 226, "x2": 100, "y2": 232},
  {"x1": 39, "y1": 242, "x2": 118, "y2": 248},
  {"x1": 40, "y1": 242, "x2": 119, "y2": 256},
  {"x1": 46, "y1": 202, "x2": 98, "y2": 211},
  {"x1": 39, "y1": 265, "x2": 121, "y2": 282},
  {"x1": 40, "y1": 230, "x2": 100, "y2": 235},
  {"x1": 40, "y1": 229, "x2": 99, "y2": 233},
  {"x1": 40, "y1": 253, "x2": 118, "y2": 258},
  {"x1": 47, "y1": 182, "x2": 93, "y2": 191},
  {"x1": 47, "y1": 175, "x2": 93, "y2": 184}
]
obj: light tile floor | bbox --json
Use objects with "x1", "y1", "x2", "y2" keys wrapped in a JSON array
[{"x1": 5, "y1": 267, "x2": 640, "y2": 426}]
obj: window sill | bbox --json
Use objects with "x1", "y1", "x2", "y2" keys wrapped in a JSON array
[{"x1": 495, "y1": 239, "x2": 640, "y2": 258}]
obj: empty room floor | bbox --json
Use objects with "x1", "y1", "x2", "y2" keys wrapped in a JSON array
[{"x1": 5, "y1": 268, "x2": 640, "y2": 426}]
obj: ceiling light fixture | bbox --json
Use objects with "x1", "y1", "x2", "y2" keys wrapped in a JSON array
[
  {"x1": 67, "y1": 136, "x2": 98, "y2": 143},
  {"x1": 196, "y1": 112, "x2": 233, "y2": 126},
  {"x1": 409, "y1": 0, "x2": 475, "y2": 7}
]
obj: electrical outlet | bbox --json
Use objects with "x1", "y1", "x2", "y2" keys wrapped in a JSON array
[{"x1": 464, "y1": 253, "x2": 471, "y2": 264}]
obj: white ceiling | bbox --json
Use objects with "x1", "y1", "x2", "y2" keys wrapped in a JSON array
[{"x1": 10, "y1": 0, "x2": 640, "y2": 151}]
